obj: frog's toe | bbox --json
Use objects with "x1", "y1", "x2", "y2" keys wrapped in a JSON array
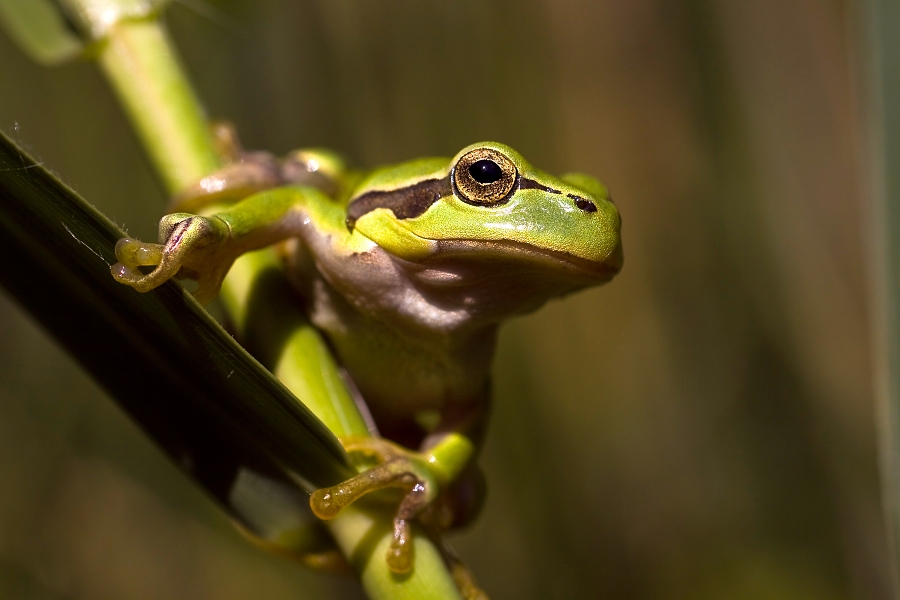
[
  {"x1": 111, "y1": 214, "x2": 231, "y2": 300},
  {"x1": 309, "y1": 457, "x2": 430, "y2": 520},
  {"x1": 386, "y1": 474, "x2": 431, "y2": 573},
  {"x1": 309, "y1": 441, "x2": 438, "y2": 574},
  {"x1": 111, "y1": 238, "x2": 167, "y2": 290},
  {"x1": 309, "y1": 459, "x2": 431, "y2": 574},
  {"x1": 110, "y1": 261, "x2": 143, "y2": 286},
  {"x1": 114, "y1": 238, "x2": 164, "y2": 269}
]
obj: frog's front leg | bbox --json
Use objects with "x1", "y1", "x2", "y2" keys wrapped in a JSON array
[
  {"x1": 112, "y1": 188, "x2": 321, "y2": 304},
  {"x1": 311, "y1": 437, "x2": 439, "y2": 573},
  {"x1": 310, "y1": 407, "x2": 483, "y2": 574}
]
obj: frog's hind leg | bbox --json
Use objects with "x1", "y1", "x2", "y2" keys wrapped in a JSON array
[
  {"x1": 167, "y1": 121, "x2": 283, "y2": 214},
  {"x1": 169, "y1": 121, "x2": 344, "y2": 214},
  {"x1": 170, "y1": 152, "x2": 284, "y2": 214}
]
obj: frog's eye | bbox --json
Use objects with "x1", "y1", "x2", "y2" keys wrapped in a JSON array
[{"x1": 453, "y1": 148, "x2": 518, "y2": 206}]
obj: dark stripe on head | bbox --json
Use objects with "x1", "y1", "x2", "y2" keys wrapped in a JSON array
[
  {"x1": 519, "y1": 178, "x2": 561, "y2": 195},
  {"x1": 524, "y1": 179, "x2": 601, "y2": 213},
  {"x1": 346, "y1": 177, "x2": 452, "y2": 229},
  {"x1": 345, "y1": 174, "x2": 600, "y2": 230}
]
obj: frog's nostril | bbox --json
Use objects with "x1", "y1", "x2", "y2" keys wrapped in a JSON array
[{"x1": 574, "y1": 198, "x2": 597, "y2": 213}]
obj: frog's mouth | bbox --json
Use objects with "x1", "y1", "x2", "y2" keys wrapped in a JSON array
[{"x1": 429, "y1": 238, "x2": 623, "y2": 282}]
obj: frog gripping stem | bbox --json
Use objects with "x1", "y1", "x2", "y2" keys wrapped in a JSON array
[
  {"x1": 111, "y1": 213, "x2": 234, "y2": 305},
  {"x1": 310, "y1": 440, "x2": 438, "y2": 574}
]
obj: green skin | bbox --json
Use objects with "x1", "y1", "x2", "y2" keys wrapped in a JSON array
[{"x1": 112, "y1": 141, "x2": 622, "y2": 573}]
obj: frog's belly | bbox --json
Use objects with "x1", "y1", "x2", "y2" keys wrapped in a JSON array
[
  {"x1": 283, "y1": 237, "x2": 496, "y2": 435},
  {"x1": 339, "y1": 339, "x2": 490, "y2": 446},
  {"x1": 318, "y1": 317, "x2": 491, "y2": 447},
  {"x1": 337, "y1": 334, "x2": 479, "y2": 413}
]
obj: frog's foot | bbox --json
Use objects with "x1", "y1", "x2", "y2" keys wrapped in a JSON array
[
  {"x1": 309, "y1": 437, "x2": 440, "y2": 574},
  {"x1": 111, "y1": 213, "x2": 233, "y2": 305}
]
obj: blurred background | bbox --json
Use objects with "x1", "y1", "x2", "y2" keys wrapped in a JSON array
[{"x1": 0, "y1": 0, "x2": 890, "y2": 598}]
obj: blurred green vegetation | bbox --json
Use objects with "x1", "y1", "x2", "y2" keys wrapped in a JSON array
[{"x1": 0, "y1": 0, "x2": 889, "y2": 598}]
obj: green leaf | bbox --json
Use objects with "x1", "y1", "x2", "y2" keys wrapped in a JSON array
[
  {"x1": 0, "y1": 129, "x2": 354, "y2": 539},
  {"x1": 0, "y1": 0, "x2": 176, "y2": 66},
  {"x1": 0, "y1": 0, "x2": 84, "y2": 65}
]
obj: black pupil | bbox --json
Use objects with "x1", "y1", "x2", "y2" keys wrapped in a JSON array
[{"x1": 469, "y1": 160, "x2": 503, "y2": 184}]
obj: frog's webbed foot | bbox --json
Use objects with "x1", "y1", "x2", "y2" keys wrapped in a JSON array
[
  {"x1": 111, "y1": 213, "x2": 233, "y2": 305},
  {"x1": 310, "y1": 437, "x2": 441, "y2": 574}
]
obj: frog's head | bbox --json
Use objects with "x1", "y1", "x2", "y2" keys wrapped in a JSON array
[{"x1": 347, "y1": 142, "x2": 622, "y2": 310}]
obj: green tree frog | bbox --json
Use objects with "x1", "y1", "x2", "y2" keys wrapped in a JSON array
[{"x1": 110, "y1": 134, "x2": 623, "y2": 577}]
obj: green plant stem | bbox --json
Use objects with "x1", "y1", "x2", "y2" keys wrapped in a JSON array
[
  {"x1": 98, "y1": 18, "x2": 219, "y2": 192},
  {"x1": 220, "y1": 248, "x2": 371, "y2": 436},
  {"x1": 92, "y1": 13, "x2": 461, "y2": 600},
  {"x1": 329, "y1": 508, "x2": 463, "y2": 600}
]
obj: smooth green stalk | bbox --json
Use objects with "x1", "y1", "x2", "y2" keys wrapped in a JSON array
[
  {"x1": 329, "y1": 508, "x2": 462, "y2": 600},
  {"x1": 219, "y1": 250, "x2": 462, "y2": 600},
  {"x1": 88, "y1": 9, "x2": 460, "y2": 599},
  {"x1": 221, "y1": 248, "x2": 371, "y2": 438},
  {"x1": 98, "y1": 18, "x2": 218, "y2": 192}
]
